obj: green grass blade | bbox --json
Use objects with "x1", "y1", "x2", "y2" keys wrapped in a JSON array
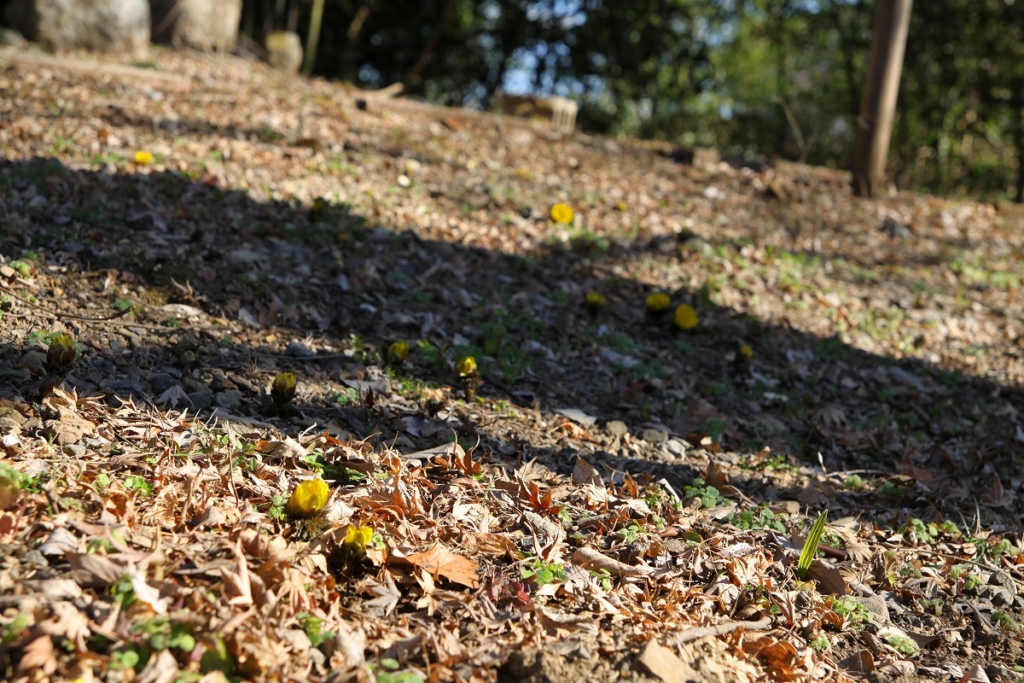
[{"x1": 798, "y1": 509, "x2": 828, "y2": 579}]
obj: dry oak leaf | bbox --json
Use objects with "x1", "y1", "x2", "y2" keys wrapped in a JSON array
[
  {"x1": 403, "y1": 544, "x2": 480, "y2": 588},
  {"x1": 17, "y1": 635, "x2": 57, "y2": 676}
]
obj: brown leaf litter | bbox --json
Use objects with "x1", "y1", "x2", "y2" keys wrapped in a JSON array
[{"x1": 1, "y1": 46, "x2": 1023, "y2": 682}]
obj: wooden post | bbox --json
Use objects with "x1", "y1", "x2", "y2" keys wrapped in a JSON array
[
  {"x1": 852, "y1": 0, "x2": 913, "y2": 198},
  {"x1": 303, "y1": 0, "x2": 325, "y2": 76}
]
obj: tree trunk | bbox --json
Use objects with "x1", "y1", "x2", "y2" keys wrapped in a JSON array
[
  {"x1": 852, "y1": 0, "x2": 913, "y2": 198},
  {"x1": 405, "y1": 0, "x2": 457, "y2": 87},
  {"x1": 1015, "y1": 108, "x2": 1024, "y2": 203},
  {"x1": 303, "y1": 0, "x2": 325, "y2": 76}
]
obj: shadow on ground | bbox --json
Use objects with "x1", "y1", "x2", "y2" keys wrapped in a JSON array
[{"x1": 2, "y1": 155, "x2": 1023, "y2": 532}]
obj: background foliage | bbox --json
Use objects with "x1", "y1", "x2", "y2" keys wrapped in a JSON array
[{"x1": 10, "y1": 0, "x2": 1017, "y2": 200}]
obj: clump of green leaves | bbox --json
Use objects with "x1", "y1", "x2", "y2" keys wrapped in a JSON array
[
  {"x1": 880, "y1": 630, "x2": 919, "y2": 656},
  {"x1": 684, "y1": 478, "x2": 725, "y2": 508},
  {"x1": 728, "y1": 506, "x2": 788, "y2": 533},
  {"x1": 297, "y1": 612, "x2": 335, "y2": 649},
  {"x1": 1, "y1": 613, "x2": 32, "y2": 644},
  {"x1": 266, "y1": 494, "x2": 287, "y2": 521},
  {"x1": 522, "y1": 558, "x2": 567, "y2": 587},
  {"x1": 830, "y1": 595, "x2": 872, "y2": 626}
]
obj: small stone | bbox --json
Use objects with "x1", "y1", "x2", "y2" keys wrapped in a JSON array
[
  {"x1": 187, "y1": 389, "x2": 213, "y2": 411},
  {"x1": 662, "y1": 438, "x2": 688, "y2": 457},
  {"x1": 62, "y1": 444, "x2": 87, "y2": 458},
  {"x1": 641, "y1": 428, "x2": 668, "y2": 444},
  {"x1": 209, "y1": 370, "x2": 238, "y2": 391},
  {"x1": 636, "y1": 640, "x2": 700, "y2": 683},
  {"x1": 605, "y1": 420, "x2": 628, "y2": 437},
  {"x1": 214, "y1": 390, "x2": 242, "y2": 410},
  {"x1": 286, "y1": 341, "x2": 316, "y2": 358},
  {"x1": 149, "y1": 373, "x2": 178, "y2": 395},
  {"x1": 43, "y1": 417, "x2": 94, "y2": 445}
]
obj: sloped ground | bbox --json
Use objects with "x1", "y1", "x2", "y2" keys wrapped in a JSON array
[{"x1": 1, "y1": 47, "x2": 1023, "y2": 683}]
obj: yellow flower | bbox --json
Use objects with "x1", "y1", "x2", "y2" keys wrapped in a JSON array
[
  {"x1": 271, "y1": 372, "x2": 297, "y2": 405},
  {"x1": 310, "y1": 197, "x2": 328, "y2": 219},
  {"x1": 387, "y1": 340, "x2": 410, "y2": 364},
  {"x1": 343, "y1": 524, "x2": 373, "y2": 551},
  {"x1": 134, "y1": 151, "x2": 153, "y2": 165},
  {"x1": 584, "y1": 291, "x2": 606, "y2": 314},
  {"x1": 46, "y1": 332, "x2": 78, "y2": 373},
  {"x1": 674, "y1": 304, "x2": 699, "y2": 330},
  {"x1": 738, "y1": 344, "x2": 753, "y2": 361},
  {"x1": 550, "y1": 203, "x2": 574, "y2": 224},
  {"x1": 285, "y1": 478, "x2": 330, "y2": 519},
  {"x1": 645, "y1": 292, "x2": 671, "y2": 313},
  {"x1": 457, "y1": 356, "x2": 477, "y2": 377}
]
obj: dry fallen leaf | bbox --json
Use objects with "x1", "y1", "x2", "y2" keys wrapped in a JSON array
[{"x1": 404, "y1": 544, "x2": 480, "y2": 588}]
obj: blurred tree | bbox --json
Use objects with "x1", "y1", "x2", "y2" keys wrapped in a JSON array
[
  {"x1": 852, "y1": 0, "x2": 912, "y2": 198},
  {"x1": 234, "y1": 0, "x2": 1024, "y2": 201}
]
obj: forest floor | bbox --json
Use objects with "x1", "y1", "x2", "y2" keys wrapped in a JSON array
[{"x1": 1, "y1": 46, "x2": 1024, "y2": 683}]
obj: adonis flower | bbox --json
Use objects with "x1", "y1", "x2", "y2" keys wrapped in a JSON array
[
  {"x1": 550, "y1": 203, "x2": 574, "y2": 224},
  {"x1": 271, "y1": 372, "x2": 297, "y2": 406},
  {"x1": 45, "y1": 332, "x2": 78, "y2": 375},
  {"x1": 286, "y1": 478, "x2": 330, "y2": 519},
  {"x1": 674, "y1": 304, "x2": 699, "y2": 330},
  {"x1": 584, "y1": 291, "x2": 606, "y2": 315},
  {"x1": 343, "y1": 524, "x2": 373, "y2": 551},
  {"x1": 457, "y1": 356, "x2": 477, "y2": 377},
  {"x1": 645, "y1": 292, "x2": 671, "y2": 314},
  {"x1": 387, "y1": 341, "x2": 410, "y2": 364},
  {"x1": 134, "y1": 151, "x2": 153, "y2": 165}
]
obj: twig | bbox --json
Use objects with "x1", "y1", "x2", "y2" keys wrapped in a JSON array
[
  {"x1": 6, "y1": 290, "x2": 136, "y2": 322},
  {"x1": 673, "y1": 616, "x2": 773, "y2": 644}
]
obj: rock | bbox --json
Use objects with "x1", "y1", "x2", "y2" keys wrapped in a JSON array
[
  {"x1": 149, "y1": 372, "x2": 178, "y2": 395},
  {"x1": 265, "y1": 30, "x2": 302, "y2": 73},
  {"x1": 636, "y1": 640, "x2": 701, "y2": 683},
  {"x1": 150, "y1": 0, "x2": 241, "y2": 52},
  {"x1": 209, "y1": 370, "x2": 237, "y2": 391},
  {"x1": 0, "y1": 27, "x2": 27, "y2": 47},
  {"x1": 213, "y1": 390, "x2": 242, "y2": 410},
  {"x1": 7, "y1": 0, "x2": 150, "y2": 55},
  {"x1": 187, "y1": 389, "x2": 213, "y2": 411},
  {"x1": 661, "y1": 438, "x2": 688, "y2": 457},
  {"x1": 43, "y1": 417, "x2": 95, "y2": 445},
  {"x1": 641, "y1": 428, "x2": 668, "y2": 444},
  {"x1": 605, "y1": 420, "x2": 628, "y2": 437},
  {"x1": 555, "y1": 407, "x2": 596, "y2": 427}
]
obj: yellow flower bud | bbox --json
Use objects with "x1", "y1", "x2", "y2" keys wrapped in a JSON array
[
  {"x1": 343, "y1": 524, "x2": 373, "y2": 550},
  {"x1": 272, "y1": 372, "x2": 297, "y2": 405},
  {"x1": 387, "y1": 341, "x2": 410, "y2": 364},
  {"x1": 456, "y1": 356, "x2": 477, "y2": 377},
  {"x1": 673, "y1": 304, "x2": 699, "y2": 330},
  {"x1": 645, "y1": 292, "x2": 671, "y2": 313},
  {"x1": 285, "y1": 478, "x2": 330, "y2": 519},
  {"x1": 550, "y1": 203, "x2": 574, "y2": 224},
  {"x1": 46, "y1": 332, "x2": 77, "y2": 374}
]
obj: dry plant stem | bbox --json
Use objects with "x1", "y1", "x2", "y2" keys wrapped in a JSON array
[
  {"x1": 672, "y1": 616, "x2": 773, "y2": 644},
  {"x1": 8, "y1": 290, "x2": 136, "y2": 322}
]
